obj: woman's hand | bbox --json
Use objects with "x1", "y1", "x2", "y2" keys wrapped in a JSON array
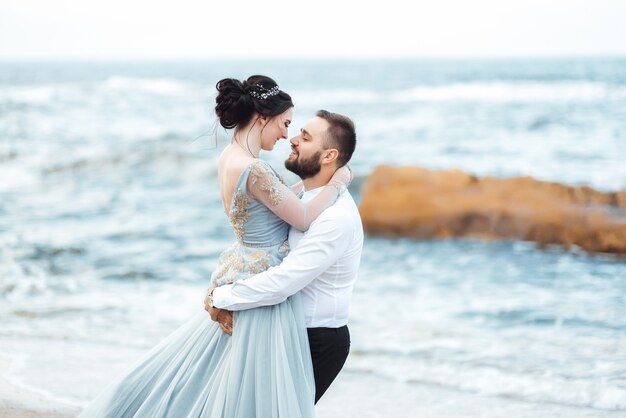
[{"x1": 331, "y1": 165, "x2": 352, "y2": 187}]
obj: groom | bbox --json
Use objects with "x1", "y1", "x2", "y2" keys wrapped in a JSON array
[{"x1": 205, "y1": 109, "x2": 363, "y2": 403}]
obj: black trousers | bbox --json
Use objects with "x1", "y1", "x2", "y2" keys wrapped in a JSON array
[{"x1": 307, "y1": 325, "x2": 350, "y2": 404}]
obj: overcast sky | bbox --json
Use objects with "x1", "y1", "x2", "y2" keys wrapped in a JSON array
[{"x1": 1, "y1": 0, "x2": 625, "y2": 60}]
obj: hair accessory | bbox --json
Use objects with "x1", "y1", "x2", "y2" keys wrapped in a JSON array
[{"x1": 249, "y1": 84, "x2": 280, "y2": 99}]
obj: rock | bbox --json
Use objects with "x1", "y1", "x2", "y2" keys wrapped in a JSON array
[{"x1": 358, "y1": 165, "x2": 626, "y2": 254}]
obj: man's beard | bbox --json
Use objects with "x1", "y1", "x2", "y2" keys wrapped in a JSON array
[{"x1": 285, "y1": 150, "x2": 322, "y2": 179}]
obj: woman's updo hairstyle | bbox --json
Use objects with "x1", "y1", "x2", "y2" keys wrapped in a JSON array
[{"x1": 215, "y1": 75, "x2": 293, "y2": 130}]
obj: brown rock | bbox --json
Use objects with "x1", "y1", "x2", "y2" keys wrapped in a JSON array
[{"x1": 359, "y1": 165, "x2": 626, "y2": 255}]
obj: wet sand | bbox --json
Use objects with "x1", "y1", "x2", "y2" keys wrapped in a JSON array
[{"x1": 0, "y1": 357, "x2": 78, "y2": 418}]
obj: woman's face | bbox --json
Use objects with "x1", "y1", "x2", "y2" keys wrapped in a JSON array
[{"x1": 260, "y1": 108, "x2": 293, "y2": 151}]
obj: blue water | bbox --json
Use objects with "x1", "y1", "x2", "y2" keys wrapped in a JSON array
[{"x1": 1, "y1": 59, "x2": 625, "y2": 415}]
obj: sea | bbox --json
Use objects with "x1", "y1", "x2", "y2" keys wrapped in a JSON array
[{"x1": 1, "y1": 58, "x2": 625, "y2": 417}]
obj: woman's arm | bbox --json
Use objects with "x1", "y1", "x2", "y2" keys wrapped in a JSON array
[{"x1": 247, "y1": 160, "x2": 350, "y2": 231}]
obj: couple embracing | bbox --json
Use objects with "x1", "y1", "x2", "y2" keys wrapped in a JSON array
[{"x1": 80, "y1": 75, "x2": 364, "y2": 417}]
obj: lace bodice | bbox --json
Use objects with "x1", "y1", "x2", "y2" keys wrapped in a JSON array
[
  {"x1": 228, "y1": 159, "x2": 291, "y2": 246},
  {"x1": 211, "y1": 158, "x2": 346, "y2": 287}
]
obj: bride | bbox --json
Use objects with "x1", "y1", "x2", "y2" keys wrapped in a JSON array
[{"x1": 79, "y1": 75, "x2": 351, "y2": 417}]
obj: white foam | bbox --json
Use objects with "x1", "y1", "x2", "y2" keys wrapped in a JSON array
[
  {"x1": 348, "y1": 353, "x2": 626, "y2": 410},
  {"x1": 292, "y1": 89, "x2": 380, "y2": 106},
  {"x1": 392, "y1": 81, "x2": 616, "y2": 103},
  {"x1": 0, "y1": 165, "x2": 39, "y2": 192},
  {"x1": 102, "y1": 76, "x2": 194, "y2": 96},
  {"x1": 0, "y1": 86, "x2": 56, "y2": 104},
  {"x1": 293, "y1": 81, "x2": 625, "y2": 106}
]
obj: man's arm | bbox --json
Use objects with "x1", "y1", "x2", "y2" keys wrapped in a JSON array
[{"x1": 212, "y1": 214, "x2": 351, "y2": 311}]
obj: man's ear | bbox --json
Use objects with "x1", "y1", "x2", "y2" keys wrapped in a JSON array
[{"x1": 321, "y1": 149, "x2": 339, "y2": 165}]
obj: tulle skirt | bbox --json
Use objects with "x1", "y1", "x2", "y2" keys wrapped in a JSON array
[{"x1": 79, "y1": 294, "x2": 315, "y2": 418}]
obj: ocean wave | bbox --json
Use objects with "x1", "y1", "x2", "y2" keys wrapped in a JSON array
[
  {"x1": 0, "y1": 133, "x2": 220, "y2": 194},
  {"x1": 101, "y1": 76, "x2": 196, "y2": 96},
  {"x1": 348, "y1": 351, "x2": 626, "y2": 410},
  {"x1": 293, "y1": 89, "x2": 380, "y2": 105},
  {"x1": 3, "y1": 78, "x2": 625, "y2": 109},
  {"x1": 0, "y1": 76, "x2": 200, "y2": 106},
  {"x1": 0, "y1": 165, "x2": 40, "y2": 192},
  {"x1": 459, "y1": 309, "x2": 626, "y2": 331},
  {"x1": 392, "y1": 81, "x2": 622, "y2": 103},
  {"x1": 0, "y1": 85, "x2": 57, "y2": 104},
  {"x1": 294, "y1": 81, "x2": 626, "y2": 105}
]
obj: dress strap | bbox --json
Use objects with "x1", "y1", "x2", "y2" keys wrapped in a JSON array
[{"x1": 235, "y1": 165, "x2": 251, "y2": 197}]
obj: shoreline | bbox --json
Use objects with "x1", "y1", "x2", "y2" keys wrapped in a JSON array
[
  {"x1": 0, "y1": 354, "x2": 622, "y2": 417},
  {"x1": 0, "y1": 357, "x2": 78, "y2": 418}
]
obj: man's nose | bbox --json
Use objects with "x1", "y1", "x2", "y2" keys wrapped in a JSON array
[{"x1": 290, "y1": 136, "x2": 299, "y2": 146}]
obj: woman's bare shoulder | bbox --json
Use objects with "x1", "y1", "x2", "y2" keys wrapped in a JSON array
[{"x1": 219, "y1": 147, "x2": 255, "y2": 177}]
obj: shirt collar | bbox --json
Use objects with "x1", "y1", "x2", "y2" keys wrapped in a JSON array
[{"x1": 301, "y1": 186, "x2": 324, "y2": 202}]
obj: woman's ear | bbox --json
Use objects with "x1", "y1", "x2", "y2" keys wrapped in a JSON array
[{"x1": 258, "y1": 115, "x2": 269, "y2": 126}]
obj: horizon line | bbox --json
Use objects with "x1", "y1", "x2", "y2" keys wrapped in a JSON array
[{"x1": 1, "y1": 54, "x2": 626, "y2": 63}]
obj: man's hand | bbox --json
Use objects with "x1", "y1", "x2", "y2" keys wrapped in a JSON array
[
  {"x1": 204, "y1": 287, "x2": 233, "y2": 336},
  {"x1": 216, "y1": 309, "x2": 233, "y2": 335}
]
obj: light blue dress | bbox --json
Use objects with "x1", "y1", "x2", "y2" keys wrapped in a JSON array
[{"x1": 80, "y1": 160, "x2": 316, "y2": 417}]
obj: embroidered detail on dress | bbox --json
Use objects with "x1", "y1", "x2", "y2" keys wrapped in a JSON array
[
  {"x1": 229, "y1": 188, "x2": 250, "y2": 241},
  {"x1": 248, "y1": 250, "x2": 270, "y2": 274},
  {"x1": 278, "y1": 240, "x2": 290, "y2": 257},
  {"x1": 211, "y1": 244, "x2": 245, "y2": 287},
  {"x1": 249, "y1": 160, "x2": 287, "y2": 206}
]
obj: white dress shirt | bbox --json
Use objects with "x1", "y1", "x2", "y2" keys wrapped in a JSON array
[{"x1": 213, "y1": 186, "x2": 364, "y2": 328}]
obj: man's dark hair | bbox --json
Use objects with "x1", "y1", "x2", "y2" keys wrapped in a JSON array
[{"x1": 316, "y1": 109, "x2": 356, "y2": 167}]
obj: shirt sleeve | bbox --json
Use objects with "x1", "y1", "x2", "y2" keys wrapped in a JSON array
[
  {"x1": 247, "y1": 160, "x2": 346, "y2": 231},
  {"x1": 212, "y1": 212, "x2": 352, "y2": 310}
]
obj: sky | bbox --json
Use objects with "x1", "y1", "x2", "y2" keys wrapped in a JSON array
[{"x1": 1, "y1": 0, "x2": 625, "y2": 60}]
